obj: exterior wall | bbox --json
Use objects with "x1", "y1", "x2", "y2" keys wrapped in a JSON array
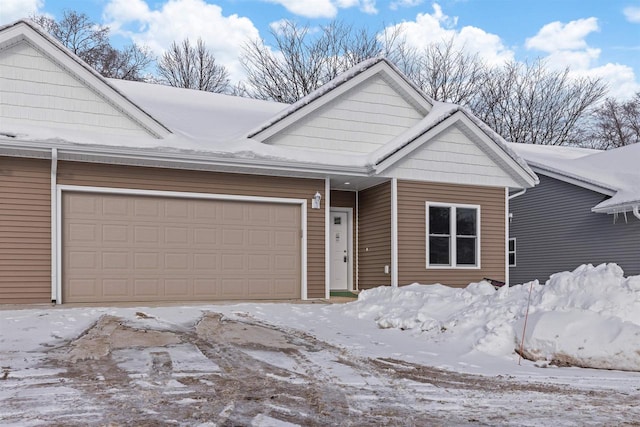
[
  {"x1": 0, "y1": 156, "x2": 51, "y2": 303},
  {"x1": 331, "y1": 190, "x2": 357, "y2": 287},
  {"x1": 0, "y1": 41, "x2": 152, "y2": 137},
  {"x1": 358, "y1": 182, "x2": 392, "y2": 288},
  {"x1": 382, "y1": 125, "x2": 520, "y2": 188},
  {"x1": 397, "y1": 180, "x2": 506, "y2": 287},
  {"x1": 265, "y1": 75, "x2": 423, "y2": 154},
  {"x1": 57, "y1": 161, "x2": 326, "y2": 298},
  {"x1": 510, "y1": 174, "x2": 640, "y2": 284}
]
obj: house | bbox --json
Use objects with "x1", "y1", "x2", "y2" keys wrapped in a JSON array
[
  {"x1": 508, "y1": 143, "x2": 640, "y2": 285},
  {"x1": 0, "y1": 20, "x2": 537, "y2": 304}
]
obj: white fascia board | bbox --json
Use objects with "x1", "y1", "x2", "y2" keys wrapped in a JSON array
[
  {"x1": 530, "y1": 166, "x2": 616, "y2": 197},
  {"x1": 1, "y1": 22, "x2": 170, "y2": 138},
  {"x1": 249, "y1": 62, "x2": 432, "y2": 142},
  {"x1": 374, "y1": 112, "x2": 538, "y2": 189},
  {"x1": 591, "y1": 201, "x2": 639, "y2": 214},
  {"x1": 0, "y1": 138, "x2": 373, "y2": 177}
]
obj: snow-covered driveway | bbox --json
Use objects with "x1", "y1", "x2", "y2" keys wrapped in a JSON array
[{"x1": 1, "y1": 303, "x2": 639, "y2": 426}]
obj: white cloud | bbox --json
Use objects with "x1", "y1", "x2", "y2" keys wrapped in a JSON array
[
  {"x1": 264, "y1": 0, "x2": 337, "y2": 18},
  {"x1": 0, "y1": 0, "x2": 44, "y2": 23},
  {"x1": 389, "y1": 0, "x2": 423, "y2": 11},
  {"x1": 525, "y1": 17, "x2": 638, "y2": 100},
  {"x1": 103, "y1": 0, "x2": 261, "y2": 82},
  {"x1": 623, "y1": 6, "x2": 640, "y2": 23},
  {"x1": 263, "y1": 0, "x2": 377, "y2": 18},
  {"x1": 570, "y1": 63, "x2": 640, "y2": 100},
  {"x1": 383, "y1": 4, "x2": 513, "y2": 66},
  {"x1": 525, "y1": 18, "x2": 599, "y2": 52}
]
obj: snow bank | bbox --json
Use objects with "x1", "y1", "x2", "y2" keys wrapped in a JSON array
[{"x1": 341, "y1": 263, "x2": 640, "y2": 371}]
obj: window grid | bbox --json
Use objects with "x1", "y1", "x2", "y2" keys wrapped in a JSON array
[
  {"x1": 426, "y1": 202, "x2": 481, "y2": 269},
  {"x1": 508, "y1": 238, "x2": 516, "y2": 267}
]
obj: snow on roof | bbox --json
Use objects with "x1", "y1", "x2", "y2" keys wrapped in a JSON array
[
  {"x1": 108, "y1": 79, "x2": 287, "y2": 141},
  {"x1": 509, "y1": 142, "x2": 640, "y2": 212},
  {"x1": 0, "y1": 21, "x2": 535, "y2": 182}
]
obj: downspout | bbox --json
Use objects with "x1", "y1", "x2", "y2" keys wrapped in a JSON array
[
  {"x1": 633, "y1": 205, "x2": 640, "y2": 221},
  {"x1": 508, "y1": 188, "x2": 526, "y2": 200},
  {"x1": 50, "y1": 148, "x2": 58, "y2": 303},
  {"x1": 355, "y1": 191, "x2": 359, "y2": 291}
]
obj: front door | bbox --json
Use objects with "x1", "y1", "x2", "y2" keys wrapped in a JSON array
[{"x1": 330, "y1": 211, "x2": 349, "y2": 290}]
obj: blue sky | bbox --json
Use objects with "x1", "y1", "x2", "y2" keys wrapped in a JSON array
[{"x1": 3, "y1": 0, "x2": 640, "y2": 98}]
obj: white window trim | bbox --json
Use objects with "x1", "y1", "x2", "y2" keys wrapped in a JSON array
[
  {"x1": 425, "y1": 202, "x2": 481, "y2": 269},
  {"x1": 508, "y1": 238, "x2": 517, "y2": 267}
]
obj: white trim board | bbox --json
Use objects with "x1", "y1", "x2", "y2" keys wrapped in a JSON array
[{"x1": 54, "y1": 185, "x2": 309, "y2": 304}]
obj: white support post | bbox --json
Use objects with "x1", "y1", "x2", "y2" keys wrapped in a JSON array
[
  {"x1": 505, "y1": 187, "x2": 510, "y2": 287},
  {"x1": 391, "y1": 178, "x2": 398, "y2": 288},
  {"x1": 50, "y1": 148, "x2": 58, "y2": 303},
  {"x1": 325, "y1": 178, "x2": 331, "y2": 299}
]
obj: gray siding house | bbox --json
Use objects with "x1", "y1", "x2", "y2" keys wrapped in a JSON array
[{"x1": 508, "y1": 143, "x2": 640, "y2": 285}]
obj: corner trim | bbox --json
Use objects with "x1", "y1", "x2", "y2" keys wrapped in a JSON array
[{"x1": 391, "y1": 178, "x2": 398, "y2": 287}]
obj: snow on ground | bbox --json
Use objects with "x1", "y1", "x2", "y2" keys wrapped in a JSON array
[{"x1": 1, "y1": 263, "x2": 640, "y2": 425}]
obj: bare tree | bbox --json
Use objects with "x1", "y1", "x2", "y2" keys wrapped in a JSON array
[
  {"x1": 470, "y1": 60, "x2": 607, "y2": 146},
  {"x1": 394, "y1": 38, "x2": 487, "y2": 106},
  {"x1": 157, "y1": 38, "x2": 230, "y2": 93},
  {"x1": 31, "y1": 10, "x2": 153, "y2": 81},
  {"x1": 241, "y1": 20, "x2": 398, "y2": 103},
  {"x1": 586, "y1": 93, "x2": 640, "y2": 149}
]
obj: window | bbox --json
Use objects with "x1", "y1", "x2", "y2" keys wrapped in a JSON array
[
  {"x1": 426, "y1": 203, "x2": 480, "y2": 268},
  {"x1": 508, "y1": 238, "x2": 516, "y2": 267}
]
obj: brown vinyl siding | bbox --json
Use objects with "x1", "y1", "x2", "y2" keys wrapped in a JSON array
[
  {"x1": 0, "y1": 157, "x2": 51, "y2": 304},
  {"x1": 397, "y1": 180, "x2": 505, "y2": 287},
  {"x1": 330, "y1": 190, "x2": 356, "y2": 209},
  {"x1": 358, "y1": 182, "x2": 391, "y2": 288},
  {"x1": 58, "y1": 161, "x2": 326, "y2": 298}
]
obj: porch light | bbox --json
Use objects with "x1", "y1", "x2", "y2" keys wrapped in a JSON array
[{"x1": 312, "y1": 191, "x2": 322, "y2": 209}]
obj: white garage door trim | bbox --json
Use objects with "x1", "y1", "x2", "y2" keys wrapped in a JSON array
[{"x1": 54, "y1": 185, "x2": 308, "y2": 303}]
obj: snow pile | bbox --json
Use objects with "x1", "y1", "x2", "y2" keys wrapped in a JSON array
[{"x1": 341, "y1": 263, "x2": 640, "y2": 371}]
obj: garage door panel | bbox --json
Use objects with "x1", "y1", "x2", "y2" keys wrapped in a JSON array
[
  {"x1": 165, "y1": 227, "x2": 189, "y2": 244},
  {"x1": 134, "y1": 226, "x2": 160, "y2": 244},
  {"x1": 165, "y1": 278, "x2": 189, "y2": 296},
  {"x1": 165, "y1": 253, "x2": 189, "y2": 270},
  {"x1": 102, "y1": 252, "x2": 129, "y2": 269},
  {"x1": 194, "y1": 279, "x2": 218, "y2": 296},
  {"x1": 103, "y1": 197, "x2": 128, "y2": 216},
  {"x1": 63, "y1": 192, "x2": 301, "y2": 303},
  {"x1": 193, "y1": 228, "x2": 218, "y2": 245},
  {"x1": 103, "y1": 278, "x2": 129, "y2": 297},
  {"x1": 134, "y1": 198, "x2": 160, "y2": 217}
]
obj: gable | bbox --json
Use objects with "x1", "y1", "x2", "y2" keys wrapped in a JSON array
[
  {"x1": 380, "y1": 123, "x2": 525, "y2": 188},
  {"x1": 0, "y1": 27, "x2": 166, "y2": 138},
  {"x1": 263, "y1": 74, "x2": 426, "y2": 154}
]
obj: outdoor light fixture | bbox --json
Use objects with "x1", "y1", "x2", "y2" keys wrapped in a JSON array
[{"x1": 312, "y1": 191, "x2": 322, "y2": 209}]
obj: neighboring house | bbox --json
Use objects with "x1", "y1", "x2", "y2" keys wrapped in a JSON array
[
  {"x1": 0, "y1": 20, "x2": 537, "y2": 304},
  {"x1": 509, "y1": 143, "x2": 640, "y2": 285}
]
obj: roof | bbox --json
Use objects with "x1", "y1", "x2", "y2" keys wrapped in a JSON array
[
  {"x1": 509, "y1": 142, "x2": 640, "y2": 214},
  {"x1": 108, "y1": 79, "x2": 287, "y2": 141},
  {"x1": 0, "y1": 19, "x2": 537, "y2": 188}
]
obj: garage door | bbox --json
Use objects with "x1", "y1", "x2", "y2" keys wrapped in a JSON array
[{"x1": 62, "y1": 192, "x2": 301, "y2": 303}]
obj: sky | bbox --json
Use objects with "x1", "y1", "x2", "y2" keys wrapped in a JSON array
[{"x1": 2, "y1": 0, "x2": 640, "y2": 99}]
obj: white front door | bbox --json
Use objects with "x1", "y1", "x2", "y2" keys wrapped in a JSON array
[{"x1": 330, "y1": 211, "x2": 349, "y2": 290}]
